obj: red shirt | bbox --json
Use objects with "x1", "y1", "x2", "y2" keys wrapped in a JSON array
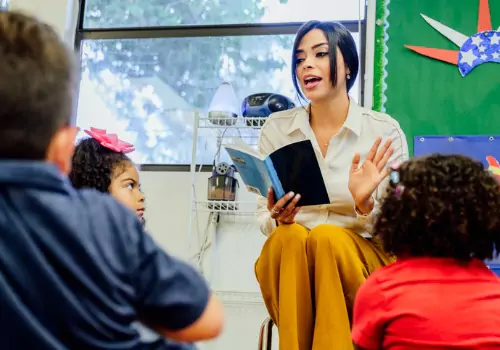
[{"x1": 352, "y1": 257, "x2": 500, "y2": 349}]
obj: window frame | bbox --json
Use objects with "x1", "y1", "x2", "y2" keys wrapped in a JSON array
[{"x1": 74, "y1": 0, "x2": 368, "y2": 172}]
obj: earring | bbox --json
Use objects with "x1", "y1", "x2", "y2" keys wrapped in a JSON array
[{"x1": 347, "y1": 74, "x2": 351, "y2": 80}]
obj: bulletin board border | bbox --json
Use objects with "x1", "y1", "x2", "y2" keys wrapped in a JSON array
[{"x1": 373, "y1": 0, "x2": 390, "y2": 112}]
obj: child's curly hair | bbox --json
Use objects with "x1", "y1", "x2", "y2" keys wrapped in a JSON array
[
  {"x1": 374, "y1": 154, "x2": 500, "y2": 261},
  {"x1": 69, "y1": 138, "x2": 132, "y2": 193}
]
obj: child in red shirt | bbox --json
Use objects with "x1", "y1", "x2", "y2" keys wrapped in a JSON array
[{"x1": 352, "y1": 154, "x2": 500, "y2": 350}]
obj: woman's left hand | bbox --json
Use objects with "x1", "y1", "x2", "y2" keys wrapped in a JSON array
[{"x1": 348, "y1": 137, "x2": 394, "y2": 214}]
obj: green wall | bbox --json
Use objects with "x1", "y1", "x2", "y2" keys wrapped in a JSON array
[{"x1": 373, "y1": 0, "x2": 500, "y2": 155}]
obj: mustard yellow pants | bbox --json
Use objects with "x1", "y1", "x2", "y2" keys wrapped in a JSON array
[{"x1": 255, "y1": 223, "x2": 394, "y2": 350}]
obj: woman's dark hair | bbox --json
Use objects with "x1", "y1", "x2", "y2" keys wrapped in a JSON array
[
  {"x1": 69, "y1": 138, "x2": 132, "y2": 193},
  {"x1": 292, "y1": 20, "x2": 359, "y2": 100},
  {"x1": 375, "y1": 154, "x2": 500, "y2": 261}
]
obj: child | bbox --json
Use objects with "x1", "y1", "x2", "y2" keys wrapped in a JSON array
[
  {"x1": 0, "y1": 11, "x2": 223, "y2": 349},
  {"x1": 69, "y1": 128, "x2": 196, "y2": 350},
  {"x1": 352, "y1": 154, "x2": 500, "y2": 349},
  {"x1": 69, "y1": 128, "x2": 145, "y2": 223}
]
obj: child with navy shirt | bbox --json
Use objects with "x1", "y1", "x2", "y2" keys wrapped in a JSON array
[
  {"x1": 0, "y1": 11, "x2": 223, "y2": 350},
  {"x1": 69, "y1": 129, "x2": 196, "y2": 349}
]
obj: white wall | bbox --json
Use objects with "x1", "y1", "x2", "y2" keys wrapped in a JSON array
[
  {"x1": 141, "y1": 171, "x2": 270, "y2": 349},
  {"x1": 10, "y1": 0, "x2": 377, "y2": 349}
]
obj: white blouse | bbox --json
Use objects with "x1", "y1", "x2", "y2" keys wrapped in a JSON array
[{"x1": 256, "y1": 100, "x2": 409, "y2": 237}]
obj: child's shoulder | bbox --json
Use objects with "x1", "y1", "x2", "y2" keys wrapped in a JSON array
[
  {"x1": 72, "y1": 188, "x2": 141, "y2": 233},
  {"x1": 72, "y1": 188, "x2": 120, "y2": 214},
  {"x1": 76, "y1": 188, "x2": 126, "y2": 210},
  {"x1": 365, "y1": 258, "x2": 448, "y2": 290},
  {"x1": 364, "y1": 260, "x2": 409, "y2": 288},
  {"x1": 69, "y1": 188, "x2": 144, "y2": 248}
]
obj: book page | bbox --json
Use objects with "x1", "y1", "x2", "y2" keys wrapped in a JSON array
[
  {"x1": 223, "y1": 138, "x2": 262, "y2": 159},
  {"x1": 224, "y1": 147, "x2": 272, "y2": 197}
]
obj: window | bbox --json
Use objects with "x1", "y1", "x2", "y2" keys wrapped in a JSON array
[
  {"x1": 0, "y1": 0, "x2": 9, "y2": 11},
  {"x1": 83, "y1": 0, "x2": 365, "y2": 28},
  {"x1": 75, "y1": 0, "x2": 366, "y2": 167}
]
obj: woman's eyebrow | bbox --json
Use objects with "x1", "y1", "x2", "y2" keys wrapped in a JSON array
[{"x1": 296, "y1": 42, "x2": 329, "y2": 54}]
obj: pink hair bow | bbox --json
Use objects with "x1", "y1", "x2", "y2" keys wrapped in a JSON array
[{"x1": 84, "y1": 127, "x2": 135, "y2": 154}]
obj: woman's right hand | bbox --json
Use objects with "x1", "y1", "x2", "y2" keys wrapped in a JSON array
[{"x1": 267, "y1": 188, "x2": 301, "y2": 225}]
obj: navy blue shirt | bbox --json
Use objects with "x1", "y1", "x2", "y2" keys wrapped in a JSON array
[{"x1": 0, "y1": 161, "x2": 208, "y2": 349}]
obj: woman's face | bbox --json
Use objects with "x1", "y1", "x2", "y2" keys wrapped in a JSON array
[
  {"x1": 109, "y1": 162, "x2": 145, "y2": 219},
  {"x1": 295, "y1": 28, "x2": 349, "y2": 102}
]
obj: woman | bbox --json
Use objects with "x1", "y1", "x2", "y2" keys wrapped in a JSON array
[{"x1": 255, "y1": 21, "x2": 409, "y2": 350}]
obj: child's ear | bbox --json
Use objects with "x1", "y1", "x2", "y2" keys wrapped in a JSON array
[{"x1": 46, "y1": 126, "x2": 79, "y2": 175}]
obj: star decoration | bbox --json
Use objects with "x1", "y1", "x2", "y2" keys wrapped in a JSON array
[
  {"x1": 472, "y1": 36, "x2": 483, "y2": 47},
  {"x1": 404, "y1": 0, "x2": 500, "y2": 77},
  {"x1": 491, "y1": 33, "x2": 500, "y2": 45},
  {"x1": 460, "y1": 49, "x2": 477, "y2": 66}
]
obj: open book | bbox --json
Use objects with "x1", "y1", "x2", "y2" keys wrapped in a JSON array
[{"x1": 224, "y1": 139, "x2": 330, "y2": 206}]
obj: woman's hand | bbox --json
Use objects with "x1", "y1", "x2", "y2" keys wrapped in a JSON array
[
  {"x1": 267, "y1": 188, "x2": 301, "y2": 225},
  {"x1": 348, "y1": 137, "x2": 394, "y2": 214}
]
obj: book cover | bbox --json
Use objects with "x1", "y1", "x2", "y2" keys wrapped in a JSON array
[
  {"x1": 269, "y1": 140, "x2": 330, "y2": 206},
  {"x1": 224, "y1": 140, "x2": 330, "y2": 206}
]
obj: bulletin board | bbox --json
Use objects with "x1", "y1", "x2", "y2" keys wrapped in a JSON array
[
  {"x1": 413, "y1": 135, "x2": 500, "y2": 268},
  {"x1": 414, "y1": 135, "x2": 500, "y2": 175},
  {"x1": 373, "y1": 0, "x2": 500, "y2": 155}
]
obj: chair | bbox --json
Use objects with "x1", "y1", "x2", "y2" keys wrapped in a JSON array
[
  {"x1": 486, "y1": 255, "x2": 500, "y2": 277},
  {"x1": 488, "y1": 263, "x2": 500, "y2": 277},
  {"x1": 257, "y1": 317, "x2": 274, "y2": 350}
]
